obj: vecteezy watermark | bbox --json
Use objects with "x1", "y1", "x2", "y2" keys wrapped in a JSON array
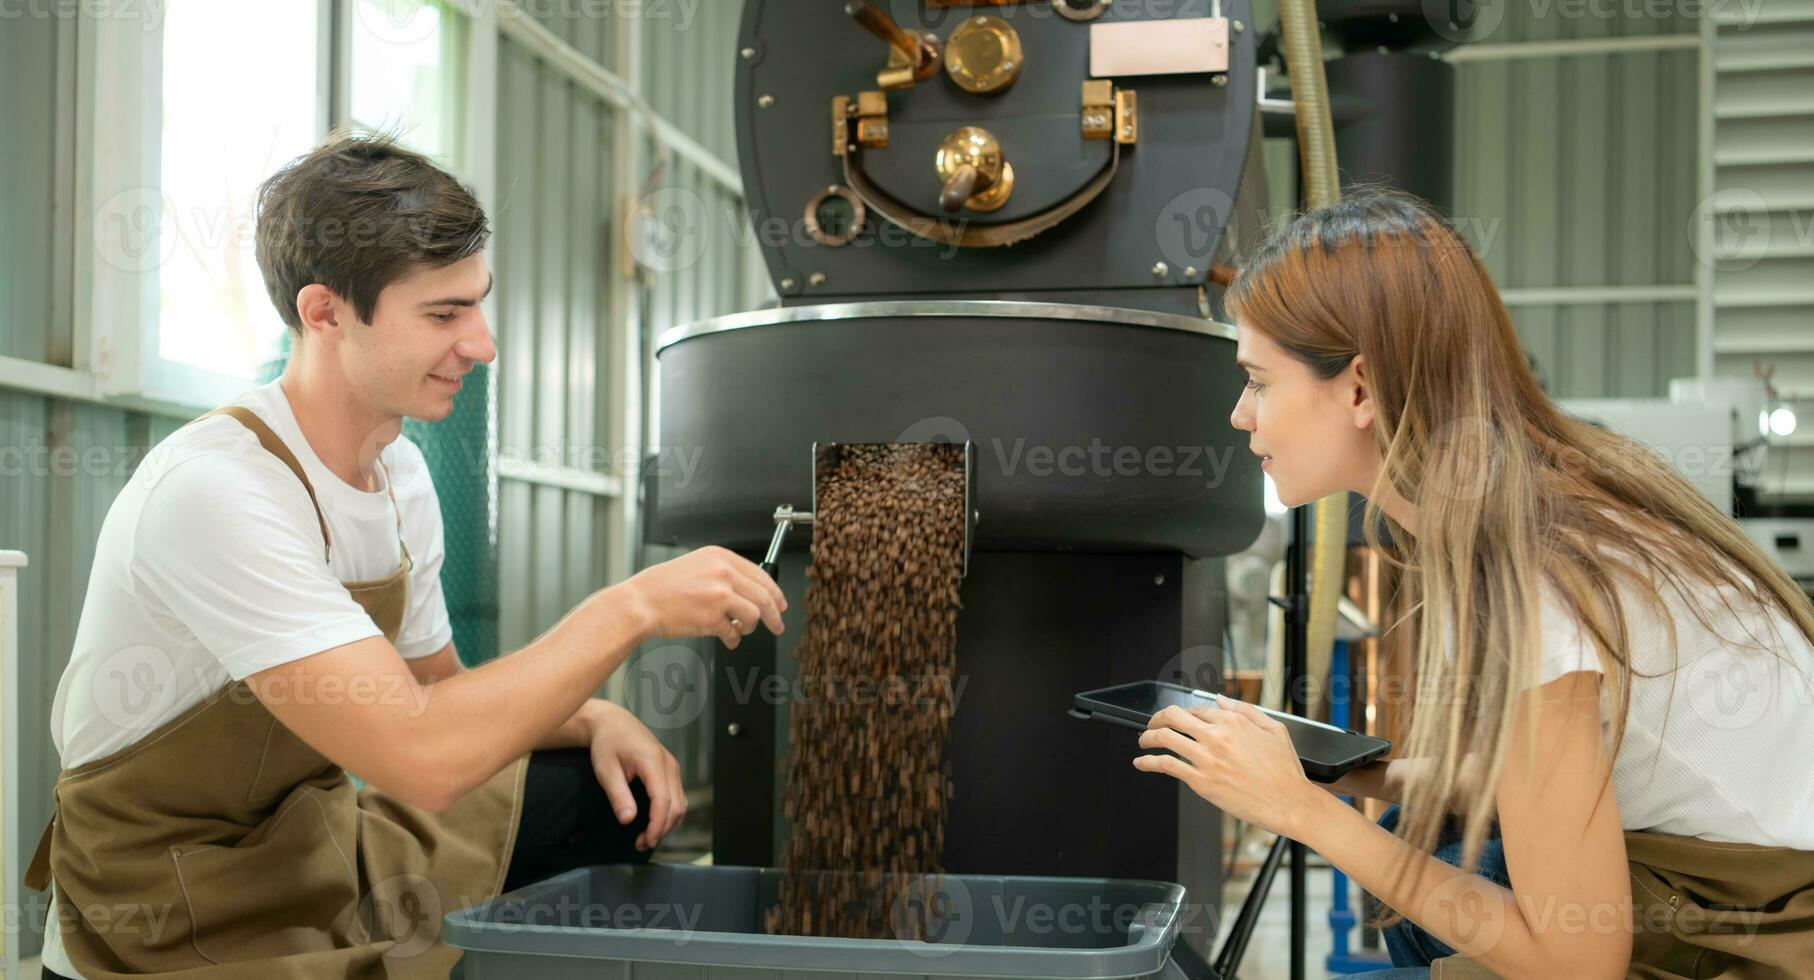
[
  {"x1": 1423, "y1": 0, "x2": 1770, "y2": 45},
  {"x1": 90, "y1": 186, "x2": 474, "y2": 275},
  {"x1": 0, "y1": 440, "x2": 152, "y2": 479},
  {"x1": 722, "y1": 667, "x2": 971, "y2": 712},
  {"x1": 25, "y1": 896, "x2": 177, "y2": 945},
  {"x1": 626, "y1": 654, "x2": 970, "y2": 731},
  {"x1": 92, "y1": 186, "x2": 178, "y2": 274},
  {"x1": 1689, "y1": 187, "x2": 1813, "y2": 272},
  {"x1": 895, "y1": 416, "x2": 974, "y2": 448},
  {"x1": 1682, "y1": 651, "x2": 1812, "y2": 733},
  {"x1": 504, "y1": 0, "x2": 702, "y2": 31},
  {"x1": 1156, "y1": 646, "x2": 1228, "y2": 696},
  {"x1": 887, "y1": 879, "x2": 1225, "y2": 959},
  {"x1": 354, "y1": 873, "x2": 443, "y2": 960},
  {"x1": 888, "y1": 874, "x2": 973, "y2": 954},
  {"x1": 626, "y1": 186, "x2": 714, "y2": 275},
  {"x1": 1154, "y1": 188, "x2": 1508, "y2": 268},
  {"x1": 90, "y1": 645, "x2": 187, "y2": 735},
  {"x1": 1409, "y1": 891, "x2": 1764, "y2": 958},
  {"x1": 1153, "y1": 646, "x2": 1448, "y2": 717},
  {"x1": 1418, "y1": 875, "x2": 1511, "y2": 958},
  {"x1": 480, "y1": 893, "x2": 706, "y2": 939},
  {"x1": 88, "y1": 647, "x2": 435, "y2": 736},
  {"x1": 1156, "y1": 187, "x2": 1237, "y2": 275},
  {"x1": 489, "y1": 442, "x2": 705, "y2": 488},
  {"x1": 627, "y1": 644, "x2": 711, "y2": 730},
  {"x1": 442, "y1": 436, "x2": 704, "y2": 488},
  {"x1": 992, "y1": 437, "x2": 1241, "y2": 489},
  {"x1": 0, "y1": 0, "x2": 167, "y2": 30},
  {"x1": 356, "y1": 0, "x2": 702, "y2": 46},
  {"x1": 624, "y1": 186, "x2": 968, "y2": 276},
  {"x1": 890, "y1": 417, "x2": 1246, "y2": 488},
  {"x1": 1548, "y1": 435, "x2": 1740, "y2": 484}
]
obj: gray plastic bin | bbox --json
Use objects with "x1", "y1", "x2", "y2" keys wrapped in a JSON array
[{"x1": 443, "y1": 864, "x2": 1218, "y2": 979}]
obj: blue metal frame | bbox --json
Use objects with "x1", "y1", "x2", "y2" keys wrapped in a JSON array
[{"x1": 1325, "y1": 639, "x2": 1391, "y2": 974}]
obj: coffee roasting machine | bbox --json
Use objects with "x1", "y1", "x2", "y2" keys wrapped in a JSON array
[{"x1": 650, "y1": 0, "x2": 1282, "y2": 941}]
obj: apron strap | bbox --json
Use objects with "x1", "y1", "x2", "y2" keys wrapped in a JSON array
[
  {"x1": 203, "y1": 406, "x2": 334, "y2": 563},
  {"x1": 375, "y1": 457, "x2": 411, "y2": 569},
  {"x1": 24, "y1": 810, "x2": 53, "y2": 892}
]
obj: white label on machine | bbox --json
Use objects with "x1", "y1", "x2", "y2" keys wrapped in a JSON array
[{"x1": 1090, "y1": 17, "x2": 1230, "y2": 77}]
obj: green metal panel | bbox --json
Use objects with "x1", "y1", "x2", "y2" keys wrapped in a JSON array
[
  {"x1": 0, "y1": 11, "x2": 73, "y2": 364},
  {"x1": 406, "y1": 366, "x2": 501, "y2": 665}
]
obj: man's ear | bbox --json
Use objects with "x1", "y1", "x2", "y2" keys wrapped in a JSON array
[
  {"x1": 295, "y1": 284, "x2": 347, "y2": 342},
  {"x1": 1349, "y1": 354, "x2": 1375, "y2": 431}
]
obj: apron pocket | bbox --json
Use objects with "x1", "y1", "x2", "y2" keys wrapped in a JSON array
[
  {"x1": 1629, "y1": 864, "x2": 1703, "y2": 979},
  {"x1": 169, "y1": 788, "x2": 362, "y2": 965}
]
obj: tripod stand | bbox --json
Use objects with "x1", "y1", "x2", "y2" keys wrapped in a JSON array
[{"x1": 1213, "y1": 504, "x2": 1315, "y2": 980}]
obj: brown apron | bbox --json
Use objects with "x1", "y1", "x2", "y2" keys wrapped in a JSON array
[
  {"x1": 1431, "y1": 831, "x2": 1814, "y2": 979},
  {"x1": 23, "y1": 406, "x2": 530, "y2": 979}
]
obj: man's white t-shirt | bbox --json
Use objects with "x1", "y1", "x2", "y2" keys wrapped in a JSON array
[
  {"x1": 41, "y1": 381, "x2": 453, "y2": 977},
  {"x1": 1533, "y1": 564, "x2": 1814, "y2": 849}
]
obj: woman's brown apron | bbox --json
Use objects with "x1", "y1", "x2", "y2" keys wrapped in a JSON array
[
  {"x1": 23, "y1": 406, "x2": 530, "y2": 979},
  {"x1": 1432, "y1": 831, "x2": 1814, "y2": 978}
]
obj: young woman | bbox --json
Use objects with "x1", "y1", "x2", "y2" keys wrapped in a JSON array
[{"x1": 1133, "y1": 190, "x2": 1814, "y2": 978}]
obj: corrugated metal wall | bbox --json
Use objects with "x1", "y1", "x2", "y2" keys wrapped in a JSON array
[
  {"x1": 1256, "y1": 5, "x2": 1704, "y2": 400},
  {"x1": 489, "y1": 0, "x2": 772, "y2": 837},
  {"x1": 1, "y1": 13, "x2": 187, "y2": 960},
  {"x1": 1710, "y1": 2, "x2": 1814, "y2": 496},
  {"x1": 489, "y1": 3, "x2": 765, "y2": 660},
  {"x1": 1451, "y1": 14, "x2": 1702, "y2": 399},
  {"x1": 637, "y1": 0, "x2": 776, "y2": 354},
  {"x1": 492, "y1": 23, "x2": 623, "y2": 655},
  {"x1": 0, "y1": 398, "x2": 186, "y2": 962},
  {"x1": 492, "y1": 2, "x2": 769, "y2": 660}
]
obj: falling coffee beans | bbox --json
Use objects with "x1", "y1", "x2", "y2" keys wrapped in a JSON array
[{"x1": 765, "y1": 443, "x2": 965, "y2": 940}]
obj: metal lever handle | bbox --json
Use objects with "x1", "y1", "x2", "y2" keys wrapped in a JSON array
[
  {"x1": 761, "y1": 506, "x2": 814, "y2": 581},
  {"x1": 846, "y1": 0, "x2": 924, "y2": 68},
  {"x1": 940, "y1": 165, "x2": 979, "y2": 213}
]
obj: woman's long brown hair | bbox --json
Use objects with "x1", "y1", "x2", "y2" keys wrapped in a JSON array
[{"x1": 1226, "y1": 189, "x2": 1814, "y2": 886}]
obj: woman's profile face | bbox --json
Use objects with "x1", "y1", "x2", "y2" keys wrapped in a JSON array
[{"x1": 1228, "y1": 325, "x2": 1376, "y2": 507}]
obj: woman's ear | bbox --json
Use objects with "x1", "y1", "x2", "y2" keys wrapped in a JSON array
[{"x1": 1348, "y1": 354, "x2": 1375, "y2": 431}]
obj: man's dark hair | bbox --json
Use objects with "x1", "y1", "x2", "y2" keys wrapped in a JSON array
[{"x1": 255, "y1": 132, "x2": 490, "y2": 334}]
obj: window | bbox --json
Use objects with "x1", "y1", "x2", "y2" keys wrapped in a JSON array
[
  {"x1": 83, "y1": 0, "x2": 329, "y2": 407},
  {"x1": 349, "y1": 0, "x2": 468, "y2": 168},
  {"x1": 155, "y1": 0, "x2": 323, "y2": 387},
  {"x1": 82, "y1": 0, "x2": 469, "y2": 409}
]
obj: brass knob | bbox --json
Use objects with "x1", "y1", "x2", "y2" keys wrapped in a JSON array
[
  {"x1": 935, "y1": 126, "x2": 1014, "y2": 213},
  {"x1": 945, "y1": 15, "x2": 1022, "y2": 94}
]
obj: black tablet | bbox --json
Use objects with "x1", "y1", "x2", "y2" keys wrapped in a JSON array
[{"x1": 1071, "y1": 680, "x2": 1391, "y2": 783}]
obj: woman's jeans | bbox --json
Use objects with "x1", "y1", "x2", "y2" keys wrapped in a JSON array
[{"x1": 1347, "y1": 803, "x2": 1510, "y2": 979}]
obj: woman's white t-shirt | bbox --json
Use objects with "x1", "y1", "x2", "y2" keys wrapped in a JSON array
[
  {"x1": 41, "y1": 381, "x2": 454, "y2": 977},
  {"x1": 1534, "y1": 564, "x2": 1814, "y2": 849}
]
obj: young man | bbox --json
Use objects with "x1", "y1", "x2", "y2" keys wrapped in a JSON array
[{"x1": 28, "y1": 134, "x2": 786, "y2": 979}]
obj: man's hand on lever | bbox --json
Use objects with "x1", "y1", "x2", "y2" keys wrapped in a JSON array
[
  {"x1": 618, "y1": 545, "x2": 787, "y2": 649},
  {"x1": 245, "y1": 545, "x2": 786, "y2": 816}
]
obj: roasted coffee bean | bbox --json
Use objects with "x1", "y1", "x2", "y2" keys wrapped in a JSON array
[{"x1": 764, "y1": 444, "x2": 965, "y2": 940}]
